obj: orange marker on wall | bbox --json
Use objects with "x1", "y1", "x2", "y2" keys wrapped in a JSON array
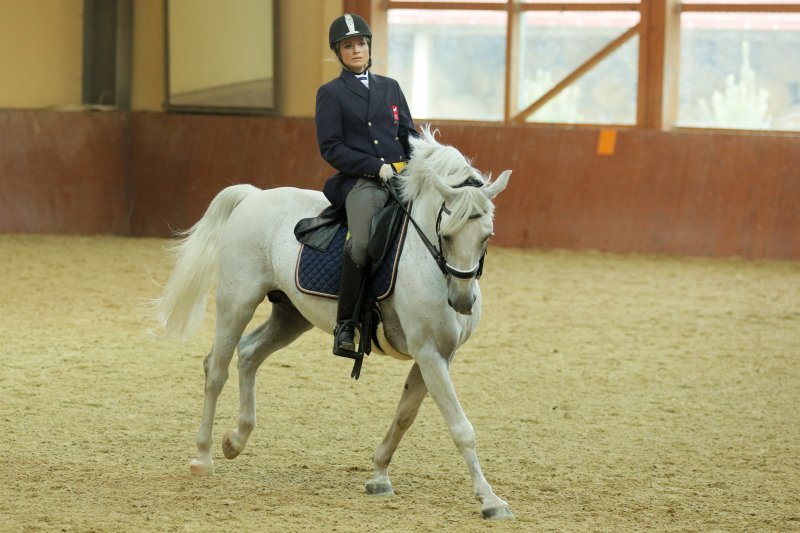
[{"x1": 597, "y1": 129, "x2": 617, "y2": 156}]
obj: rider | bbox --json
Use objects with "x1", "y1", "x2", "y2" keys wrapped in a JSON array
[{"x1": 315, "y1": 13, "x2": 416, "y2": 355}]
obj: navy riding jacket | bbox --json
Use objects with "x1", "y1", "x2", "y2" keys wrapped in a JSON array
[{"x1": 315, "y1": 69, "x2": 416, "y2": 209}]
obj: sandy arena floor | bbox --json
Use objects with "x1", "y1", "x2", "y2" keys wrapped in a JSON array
[{"x1": 1, "y1": 234, "x2": 798, "y2": 532}]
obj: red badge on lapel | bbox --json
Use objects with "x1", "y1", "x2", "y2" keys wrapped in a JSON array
[{"x1": 391, "y1": 105, "x2": 399, "y2": 121}]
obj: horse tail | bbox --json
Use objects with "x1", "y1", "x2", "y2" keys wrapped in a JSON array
[{"x1": 152, "y1": 184, "x2": 260, "y2": 341}]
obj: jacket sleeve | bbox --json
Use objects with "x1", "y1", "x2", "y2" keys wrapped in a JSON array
[
  {"x1": 315, "y1": 85, "x2": 384, "y2": 177},
  {"x1": 396, "y1": 84, "x2": 417, "y2": 159}
]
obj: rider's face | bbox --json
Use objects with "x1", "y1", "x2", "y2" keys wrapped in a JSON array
[{"x1": 339, "y1": 36, "x2": 369, "y2": 74}]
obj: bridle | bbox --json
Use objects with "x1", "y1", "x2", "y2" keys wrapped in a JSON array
[{"x1": 385, "y1": 176, "x2": 487, "y2": 281}]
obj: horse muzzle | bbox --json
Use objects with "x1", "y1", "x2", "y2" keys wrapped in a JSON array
[
  {"x1": 444, "y1": 260, "x2": 481, "y2": 315},
  {"x1": 448, "y1": 292, "x2": 476, "y2": 315}
]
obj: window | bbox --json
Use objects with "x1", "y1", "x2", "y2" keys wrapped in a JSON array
[
  {"x1": 379, "y1": 0, "x2": 800, "y2": 132},
  {"x1": 164, "y1": 0, "x2": 276, "y2": 114},
  {"x1": 678, "y1": 2, "x2": 800, "y2": 130},
  {"x1": 388, "y1": 9, "x2": 507, "y2": 120},
  {"x1": 518, "y1": 9, "x2": 640, "y2": 125}
]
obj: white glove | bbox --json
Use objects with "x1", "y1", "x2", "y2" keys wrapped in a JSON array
[{"x1": 379, "y1": 163, "x2": 394, "y2": 183}]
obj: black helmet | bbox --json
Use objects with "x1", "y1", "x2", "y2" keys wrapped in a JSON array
[{"x1": 328, "y1": 13, "x2": 372, "y2": 50}]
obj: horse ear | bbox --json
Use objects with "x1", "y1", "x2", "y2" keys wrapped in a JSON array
[{"x1": 483, "y1": 170, "x2": 511, "y2": 200}]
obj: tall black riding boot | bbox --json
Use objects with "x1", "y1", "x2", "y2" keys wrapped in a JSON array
[{"x1": 333, "y1": 250, "x2": 367, "y2": 355}]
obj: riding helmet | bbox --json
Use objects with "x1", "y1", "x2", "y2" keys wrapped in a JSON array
[{"x1": 328, "y1": 13, "x2": 372, "y2": 50}]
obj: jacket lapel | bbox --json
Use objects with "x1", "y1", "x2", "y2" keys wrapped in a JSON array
[
  {"x1": 341, "y1": 70, "x2": 369, "y2": 102},
  {"x1": 367, "y1": 74, "x2": 387, "y2": 120}
]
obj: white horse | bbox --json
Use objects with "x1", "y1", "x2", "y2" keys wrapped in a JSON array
[{"x1": 153, "y1": 127, "x2": 513, "y2": 519}]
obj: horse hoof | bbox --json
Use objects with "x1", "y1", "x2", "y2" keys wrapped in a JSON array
[
  {"x1": 365, "y1": 479, "x2": 395, "y2": 496},
  {"x1": 190, "y1": 457, "x2": 214, "y2": 475},
  {"x1": 481, "y1": 504, "x2": 514, "y2": 520},
  {"x1": 222, "y1": 430, "x2": 243, "y2": 459}
]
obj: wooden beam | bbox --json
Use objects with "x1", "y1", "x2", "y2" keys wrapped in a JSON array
[
  {"x1": 387, "y1": 2, "x2": 507, "y2": 10},
  {"x1": 503, "y1": 0, "x2": 519, "y2": 122},
  {"x1": 661, "y1": 0, "x2": 681, "y2": 129},
  {"x1": 387, "y1": 2, "x2": 642, "y2": 11},
  {"x1": 681, "y1": 4, "x2": 800, "y2": 13},
  {"x1": 343, "y1": 0, "x2": 373, "y2": 17},
  {"x1": 522, "y1": 2, "x2": 640, "y2": 11},
  {"x1": 637, "y1": 1, "x2": 656, "y2": 128},
  {"x1": 512, "y1": 23, "x2": 640, "y2": 124},
  {"x1": 636, "y1": 0, "x2": 680, "y2": 129}
]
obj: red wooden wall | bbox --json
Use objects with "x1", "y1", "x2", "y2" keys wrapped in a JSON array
[
  {"x1": 0, "y1": 110, "x2": 131, "y2": 235},
  {"x1": 1, "y1": 110, "x2": 798, "y2": 260}
]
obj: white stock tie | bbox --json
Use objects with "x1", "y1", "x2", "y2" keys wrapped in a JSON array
[{"x1": 355, "y1": 73, "x2": 369, "y2": 89}]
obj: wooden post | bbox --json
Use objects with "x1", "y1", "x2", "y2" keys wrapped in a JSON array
[
  {"x1": 343, "y1": 0, "x2": 373, "y2": 18},
  {"x1": 638, "y1": 0, "x2": 680, "y2": 130},
  {"x1": 503, "y1": 0, "x2": 519, "y2": 123},
  {"x1": 662, "y1": 0, "x2": 682, "y2": 129}
]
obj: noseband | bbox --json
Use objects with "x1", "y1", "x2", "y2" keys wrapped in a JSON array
[
  {"x1": 435, "y1": 203, "x2": 485, "y2": 279},
  {"x1": 386, "y1": 176, "x2": 487, "y2": 281}
]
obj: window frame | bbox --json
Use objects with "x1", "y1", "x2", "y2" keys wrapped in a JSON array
[{"x1": 371, "y1": 0, "x2": 800, "y2": 133}]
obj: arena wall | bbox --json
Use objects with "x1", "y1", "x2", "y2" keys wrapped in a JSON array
[
  {"x1": 1, "y1": 110, "x2": 797, "y2": 260},
  {"x1": 0, "y1": 110, "x2": 131, "y2": 235}
]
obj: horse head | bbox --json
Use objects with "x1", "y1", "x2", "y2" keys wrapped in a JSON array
[{"x1": 401, "y1": 126, "x2": 512, "y2": 315}]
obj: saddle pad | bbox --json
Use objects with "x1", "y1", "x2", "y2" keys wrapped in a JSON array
[{"x1": 295, "y1": 216, "x2": 409, "y2": 300}]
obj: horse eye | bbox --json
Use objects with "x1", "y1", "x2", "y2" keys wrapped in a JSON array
[{"x1": 441, "y1": 234, "x2": 452, "y2": 242}]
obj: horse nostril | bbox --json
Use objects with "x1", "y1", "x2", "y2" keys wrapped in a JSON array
[{"x1": 448, "y1": 298, "x2": 473, "y2": 315}]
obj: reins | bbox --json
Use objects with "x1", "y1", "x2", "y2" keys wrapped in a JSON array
[{"x1": 384, "y1": 176, "x2": 486, "y2": 280}]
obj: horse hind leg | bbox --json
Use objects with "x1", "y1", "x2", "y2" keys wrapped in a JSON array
[
  {"x1": 366, "y1": 363, "x2": 428, "y2": 496},
  {"x1": 190, "y1": 288, "x2": 263, "y2": 475},
  {"x1": 222, "y1": 291, "x2": 312, "y2": 461}
]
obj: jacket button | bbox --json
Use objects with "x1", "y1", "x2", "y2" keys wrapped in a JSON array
[
  {"x1": 395, "y1": 137, "x2": 399, "y2": 141},
  {"x1": 368, "y1": 122, "x2": 372, "y2": 127},
  {"x1": 380, "y1": 158, "x2": 385, "y2": 161},
  {"x1": 373, "y1": 139, "x2": 379, "y2": 144}
]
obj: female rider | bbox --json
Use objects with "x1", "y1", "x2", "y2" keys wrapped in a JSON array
[{"x1": 315, "y1": 13, "x2": 416, "y2": 355}]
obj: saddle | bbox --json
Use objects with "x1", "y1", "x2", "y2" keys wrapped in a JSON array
[{"x1": 293, "y1": 191, "x2": 409, "y2": 376}]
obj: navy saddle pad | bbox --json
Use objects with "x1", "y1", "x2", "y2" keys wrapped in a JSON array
[{"x1": 295, "y1": 217, "x2": 409, "y2": 300}]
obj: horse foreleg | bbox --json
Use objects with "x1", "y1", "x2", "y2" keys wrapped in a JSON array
[
  {"x1": 366, "y1": 363, "x2": 428, "y2": 496},
  {"x1": 416, "y1": 354, "x2": 513, "y2": 520},
  {"x1": 223, "y1": 300, "x2": 312, "y2": 460}
]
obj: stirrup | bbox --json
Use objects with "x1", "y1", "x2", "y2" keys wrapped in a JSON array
[
  {"x1": 335, "y1": 324, "x2": 356, "y2": 352},
  {"x1": 333, "y1": 320, "x2": 364, "y2": 380}
]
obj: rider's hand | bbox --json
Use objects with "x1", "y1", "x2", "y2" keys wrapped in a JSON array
[{"x1": 379, "y1": 163, "x2": 394, "y2": 183}]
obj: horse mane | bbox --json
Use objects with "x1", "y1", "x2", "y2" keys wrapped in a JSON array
[{"x1": 398, "y1": 125, "x2": 495, "y2": 234}]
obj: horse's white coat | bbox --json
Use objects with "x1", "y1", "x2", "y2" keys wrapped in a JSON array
[{"x1": 153, "y1": 127, "x2": 513, "y2": 519}]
